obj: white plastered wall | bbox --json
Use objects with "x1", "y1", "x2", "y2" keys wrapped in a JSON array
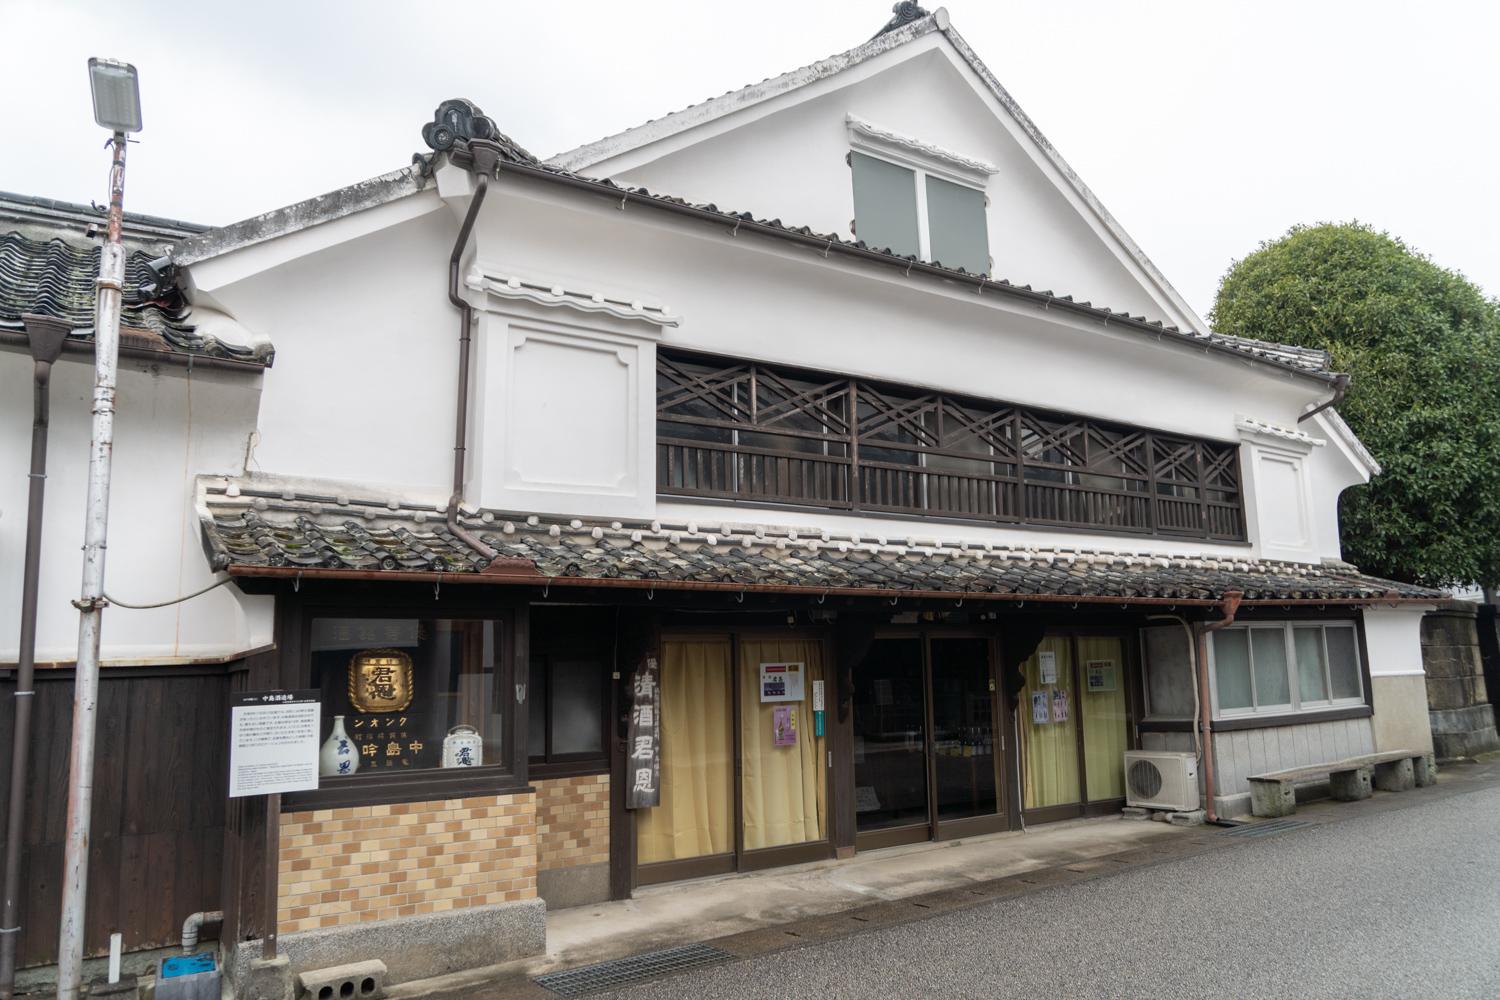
[{"x1": 0, "y1": 351, "x2": 271, "y2": 663}]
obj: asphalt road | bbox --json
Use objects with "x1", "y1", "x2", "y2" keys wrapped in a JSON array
[{"x1": 600, "y1": 785, "x2": 1500, "y2": 999}]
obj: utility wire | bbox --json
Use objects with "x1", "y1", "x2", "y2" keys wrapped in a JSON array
[{"x1": 103, "y1": 575, "x2": 232, "y2": 610}]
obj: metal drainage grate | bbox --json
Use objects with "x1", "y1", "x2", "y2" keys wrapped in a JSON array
[
  {"x1": 534, "y1": 943, "x2": 732, "y2": 997},
  {"x1": 1222, "y1": 818, "x2": 1313, "y2": 838}
]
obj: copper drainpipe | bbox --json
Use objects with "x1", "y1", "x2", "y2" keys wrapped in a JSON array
[
  {"x1": 444, "y1": 139, "x2": 505, "y2": 565},
  {"x1": 1196, "y1": 590, "x2": 1243, "y2": 823},
  {"x1": 0, "y1": 315, "x2": 71, "y2": 999}
]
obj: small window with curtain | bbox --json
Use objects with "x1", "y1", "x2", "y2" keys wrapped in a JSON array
[{"x1": 1209, "y1": 621, "x2": 1365, "y2": 718}]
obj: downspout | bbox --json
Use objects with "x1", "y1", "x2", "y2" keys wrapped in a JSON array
[
  {"x1": 444, "y1": 140, "x2": 506, "y2": 566},
  {"x1": 0, "y1": 315, "x2": 71, "y2": 1000},
  {"x1": 1298, "y1": 372, "x2": 1348, "y2": 424},
  {"x1": 1196, "y1": 590, "x2": 1243, "y2": 823}
]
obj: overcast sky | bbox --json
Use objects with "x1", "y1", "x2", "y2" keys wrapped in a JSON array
[{"x1": 2, "y1": 0, "x2": 1494, "y2": 322}]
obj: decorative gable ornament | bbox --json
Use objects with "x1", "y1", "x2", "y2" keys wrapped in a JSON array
[
  {"x1": 421, "y1": 98, "x2": 538, "y2": 164},
  {"x1": 876, "y1": 2, "x2": 931, "y2": 37}
]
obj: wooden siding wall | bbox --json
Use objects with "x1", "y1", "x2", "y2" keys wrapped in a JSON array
[{"x1": 0, "y1": 664, "x2": 229, "y2": 967}]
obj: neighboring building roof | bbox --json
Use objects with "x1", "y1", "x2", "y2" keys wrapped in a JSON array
[
  {"x1": 0, "y1": 191, "x2": 272, "y2": 366},
  {"x1": 196, "y1": 478, "x2": 1439, "y2": 604},
  {"x1": 547, "y1": 5, "x2": 1210, "y2": 336}
]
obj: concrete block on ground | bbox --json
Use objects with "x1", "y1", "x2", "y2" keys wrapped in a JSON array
[
  {"x1": 1329, "y1": 766, "x2": 1372, "y2": 802},
  {"x1": 1249, "y1": 779, "x2": 1296, "y2": 818},
  {"x1": 278, "y1": 899, "x2": 545, "y2": 986},
  {"x1": 296, "y1": 960, "x2": 386, "y2": 1000},
  {"x1": 1414, "y1": 753, "x2": 1438, "y2": 787},
  {"x1": 538, "y1": 861, "x2": 610, "y2": 910},
  {"x1": 1373, "y1": 757, "x2": 1415, "y2": 792},
  {"x1": 1120, "y1": 806, "x2": 1150, "y2": 820},
  {"x1": 86, "y1": 975, "x2": 140, "y2": 1000},
  {"x1": 1166, "y1": 810, "x2": 1205, "y2": 827}
]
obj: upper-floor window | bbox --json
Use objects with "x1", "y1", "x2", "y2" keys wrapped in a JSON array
[
  {"x1": 846, "y1": 115, "x2": 993, "y2": 276},
  {"x1": 656, "y1": 350, "x2": 1246, "y2": 540}
]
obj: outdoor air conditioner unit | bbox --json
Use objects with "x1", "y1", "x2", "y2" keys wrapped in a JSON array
[{"x1": 1123, "y1": 750, "x2": 1200, "y2": 812}]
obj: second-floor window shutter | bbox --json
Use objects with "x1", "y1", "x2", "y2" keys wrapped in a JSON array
[
  {"x1": 851, "y1": 152, "x2": 920, "y2": 257},
  {"x1": 925, "y1": 175, "x2": 989, "y2": 274}
]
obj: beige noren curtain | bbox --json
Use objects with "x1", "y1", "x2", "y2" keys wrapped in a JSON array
[
  {"x1": 1020, "y1": 636, "x2": 1081, "y2": 810},
  {"x1": 1079, "y1": 636, "x2": 1128, "y2": 801},
  {"x1": 636, "y1": 639, "x2": 734, "y2": 864},
  {"x1": 739, "y1": 639, "x2": 827, "y2": 851}
]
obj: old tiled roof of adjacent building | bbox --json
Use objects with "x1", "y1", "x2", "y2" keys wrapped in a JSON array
[
  {"x1": 0, "y1": 192, "x2": 272, "y2": 366},
  {"x1": 196, "y1": 479, "x2": 1440, "y2": 604}
]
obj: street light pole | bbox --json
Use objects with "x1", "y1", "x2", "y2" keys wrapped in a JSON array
[{"x1": 56, "y1": 58, "x2": 140, "y2": 1000}]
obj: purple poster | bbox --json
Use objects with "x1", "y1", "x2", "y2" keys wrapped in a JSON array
[
  {"x1": 1051, "y1": 688, "x2": 1069, "y2": 723},
  {"x1": 773, "y1": 705, "x2": 798, "y2": 747}
]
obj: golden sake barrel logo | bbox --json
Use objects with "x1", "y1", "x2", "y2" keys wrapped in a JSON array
[{"x1": 348, "y1": 648, "x2": 414, "y2": 712}]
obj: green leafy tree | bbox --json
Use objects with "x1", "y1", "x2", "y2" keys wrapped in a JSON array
[{"x1": 1212, "y1": 223, "x2": 1500, "y2": 589}]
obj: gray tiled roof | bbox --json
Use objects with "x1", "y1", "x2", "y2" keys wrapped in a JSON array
[
  {"x1": 197, "y1": 480, "x2": 1438, "y2": 603},
  {"x1": 0, "y1": 192, "x2": 272, "y2": 365}
]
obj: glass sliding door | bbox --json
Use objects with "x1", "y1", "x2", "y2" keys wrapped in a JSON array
[
  {"x1": 739, "y1": 638, "x2": 828, "y2": 858},
  {"x1": 637, "y1": 638, "x2": 734, "y2": 877},
  {"x1": 1078, "y1": 636, "x2": 1128, "y2": 802},
  {"x1": 1019, "y1": 636, "x2": 1082, "y2": 813},
  {"x1": 930, "y1": 637, "x2": 999, "y2": 825},
  {"x1": 853, "y1": 638, "x2": 929, "y2": 838}
]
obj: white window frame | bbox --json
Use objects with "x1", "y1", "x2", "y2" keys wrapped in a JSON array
[
  {"x1": 846, "y1": 114, "x2": 994, "y2": 269},
  {"x1": 1206, "y1": 620, "x2": 1365, "y2": 720}
]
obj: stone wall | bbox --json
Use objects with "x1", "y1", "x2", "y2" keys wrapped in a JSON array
[
  {"x1": 1422, "y1": 604, "x2": 1500, "y2": 759},
  {"x1": 534, "y1": 773, "x2": 611, "y2": 909},
  {"x1": 278, "y1": 792, "x2": 537, "y2": 934}
]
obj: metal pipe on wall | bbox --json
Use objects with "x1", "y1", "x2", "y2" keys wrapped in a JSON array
[
  {"x1": 444, "y1": 139, "x2": 505, "y2": 565},
  {"x1": 1195, "y1": 591, "x2": 1243, "y2": 823},
  {"x1": 0, "y1": 316, "x2": 71, "y2": 1000}
]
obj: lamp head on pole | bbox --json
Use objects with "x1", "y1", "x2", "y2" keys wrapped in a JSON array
[{"x1": 87, "y1": 58, "x2": 141, "y2": 134}]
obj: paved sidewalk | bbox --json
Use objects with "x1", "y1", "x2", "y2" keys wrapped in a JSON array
[{"x1": 397, "y1": 756, "x2": 1500, "y2": 999}]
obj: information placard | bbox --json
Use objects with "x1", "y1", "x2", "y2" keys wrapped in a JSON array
[
  {"x1": 229, "y1": 690, "x2": 320, "y2": 798},
  {"x1": 759, "y1": 662, "x2": 806, "y2": 703}
]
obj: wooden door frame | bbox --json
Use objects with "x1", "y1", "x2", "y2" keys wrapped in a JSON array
[
  {"x1": 929, "y1": 631, "x2": 1010, "y2": 841},
  {"x1": 854, "y1": 627, "x2": 1013, "y2": 852}
]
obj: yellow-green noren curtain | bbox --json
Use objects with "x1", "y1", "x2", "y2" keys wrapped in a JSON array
[
  {"x1": 739, "y1": 639, "x2": 827, "y2": 851},
  {"x1": 1020, "y1": 636, "x2": 1081, "y2": 810},
  {"x1": 1079, "y1": 636, "x2": 1128, "y2": 801},
  {"x1": 636, "y1": 639, "x2": 734, "y2": 864}
]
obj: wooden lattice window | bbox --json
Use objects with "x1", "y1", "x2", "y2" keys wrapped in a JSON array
[
  {"x1": 657, "y1": 355, "x2": 852, "y2": 507},
  {"x1": 656, "y1": 351, "x2": 1245, "y2": 540}
]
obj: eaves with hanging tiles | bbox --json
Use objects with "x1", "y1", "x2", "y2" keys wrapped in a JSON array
[
  {"x1": 196, "y1": 477, "x2": 1441, "y2": 605},
  {"x1": 0, "y1": 191, "x2": 274, "y2": 367}
]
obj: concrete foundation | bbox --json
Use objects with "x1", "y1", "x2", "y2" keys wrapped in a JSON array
[
  {"x1": 229, "y1": 899, "x2": 545, "y2": 995},
  {"x1": 539, "y1": 862, "x2": 611, "y2": 911},
  {"x1": 1370, "y1": 674, "x2": 1435, "y2": 754}
]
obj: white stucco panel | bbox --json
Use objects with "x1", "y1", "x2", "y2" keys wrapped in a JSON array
[
  {"x1": 473, "y1": 302, "x2": 659, "y2": 518},
  {"x1": 1364, "y1": 605, "x2": 1436, "y2": 677}
]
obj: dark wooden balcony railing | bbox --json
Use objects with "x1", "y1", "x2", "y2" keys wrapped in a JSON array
[{"x1": 656, "y1": 351, "x2": 1247, "y2": 541}]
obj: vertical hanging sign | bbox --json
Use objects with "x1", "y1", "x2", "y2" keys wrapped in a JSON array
[{"x1": 626, "y1": 655, "x2": 661, "y2": 809}]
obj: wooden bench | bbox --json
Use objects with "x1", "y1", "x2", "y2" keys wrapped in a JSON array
[{"x1": 1248, "y1": 750, "x2": 1438, "y2": 818}]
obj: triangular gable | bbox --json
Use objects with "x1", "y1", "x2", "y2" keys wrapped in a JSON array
[{"x1": 549, "y1": 6, "x2": 1208, "y2": 334}]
